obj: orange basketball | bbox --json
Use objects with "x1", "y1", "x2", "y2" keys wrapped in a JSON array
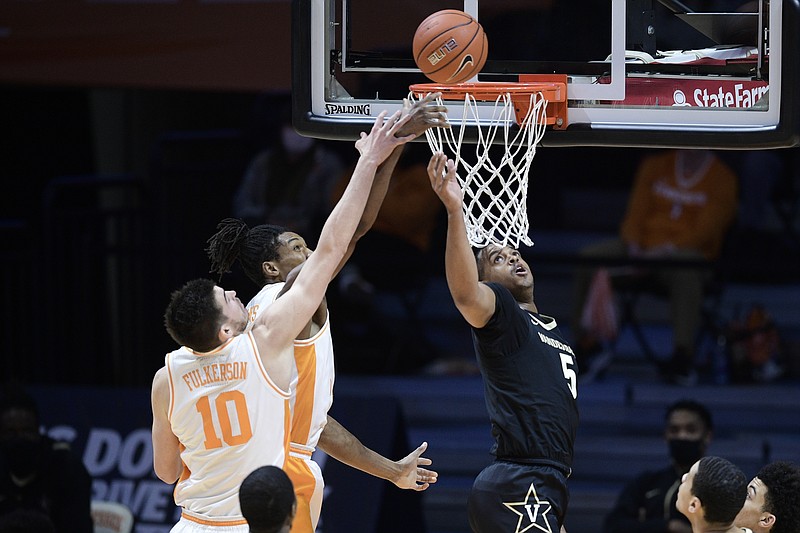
[{"x1": 412, "y1": 9, "x2": 488, "y2": 84}]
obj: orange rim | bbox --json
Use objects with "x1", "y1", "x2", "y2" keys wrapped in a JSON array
[
  {"x1": 409, "y1": 76, "x2": 569, "y2": 129},
  {"x1": 409, "y1": 81, "x2": 562, "y2": 100}
]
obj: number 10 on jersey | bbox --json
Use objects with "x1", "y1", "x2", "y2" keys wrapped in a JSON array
[{"x1": 195, "y1": 390, "x2": 253, "y2": 449}]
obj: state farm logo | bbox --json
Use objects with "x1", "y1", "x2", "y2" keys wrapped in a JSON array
[{"x1": 672, "y1": 83, "x2": 768, "y2": 108}]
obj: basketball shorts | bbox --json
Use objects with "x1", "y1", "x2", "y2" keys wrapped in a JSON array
[
  {"x1": 285, "y1": 449, "x2": 325, "y2": 533},
  {"x1": 170, "y1": 514, "x2": 249, "y2": 533},
  {"x1": 468, "y1": 460, "x2": 570, "y2": 533}
]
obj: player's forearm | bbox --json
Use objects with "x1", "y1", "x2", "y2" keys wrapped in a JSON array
[
  {"x1": 444, "y1": 209, "x2": 480, "y2": 306},
  {"x1": 331, "y1": 446, "x2": 401, "y2": 483},
  {"x1": 153, "y1": 455, "x2": 182, "y2": 484},
  {"x1": 316, "y1": 157, "x2": 379, "y2": 262},
  {"x1": 355, "y1": 145, "x2": 404, "y2": 238},
  {"x1": 152, "y1": 428, "x2": 182, "y2": 483},
  {"x1": 318, "y1": 417, "x2": 401, "y2": 483},
  {"x1": 332, "y1": 145, "x2": 405, "y2": 277}
]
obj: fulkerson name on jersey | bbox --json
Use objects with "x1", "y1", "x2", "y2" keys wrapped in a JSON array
[
  {"x1": 537, "y1": 332, "x2": 574, "y2": 356},
  {"x1": 181, "y1": 362, "x2": 248, "y2": 391}
]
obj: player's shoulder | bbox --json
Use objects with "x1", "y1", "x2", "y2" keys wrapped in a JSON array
[
  {"x1": 151, "y1": 365, "x2": 171, "y2": 401},
  {"x1": 248, "y1": 282, "x2": 285, "y2": 307},
  {"x1": 482, "y1": 281, "x2": 512, "y2": 304},
  {"x1": 530, "y1": 313, "x2": 558, "y2": 330},
  {"x1": 153, "y1": 364, "x2": 168, "y2": 379}
]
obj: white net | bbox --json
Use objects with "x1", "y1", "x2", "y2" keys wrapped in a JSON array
[{"x1": 410, "y1": 89, "x2": 548, "y2": 249}]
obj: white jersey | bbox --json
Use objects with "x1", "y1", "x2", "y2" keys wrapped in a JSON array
[
  {"x1": 165, "y1": 332, "x2": 291, "y2": 524},
  {"x1": 246, "y1": 282, "x2": 335, "y2": 532},
  {"x1": 245, "y1": 283, "x2": 284, "y2": 330},
  {"x1": 290, "y1": 318, "x2": 334, "y2": 451},
  {"x1": 246, "y1": 282, "x2": 334, "y2": 451}
]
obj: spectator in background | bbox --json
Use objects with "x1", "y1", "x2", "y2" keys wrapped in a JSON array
[
  {"x1": 734, "y1": 461, "x2": 800, "y2": 533},
  {"x1": 572, "y1": 149, "x2": 738, "y2": 385},
  {"x1": 239, "y1": 466, "x2": 296, "y2": 533},
  {"x1": 0, "y1": 384, "x2": 93, "y2": 533},
  {"x1": 675, "y1": 456, "x2": 747, "y2": 533},
  {"x1": 604, "y1": 399, "x2": 714, "y2": 533},
  {"x1": 232, "y1": 93, "x2": 343, "y2": 245}
]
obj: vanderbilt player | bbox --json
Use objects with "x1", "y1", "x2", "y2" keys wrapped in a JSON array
[{"x1": 427, "y1": 152, "x2": 579, "y2": 533}]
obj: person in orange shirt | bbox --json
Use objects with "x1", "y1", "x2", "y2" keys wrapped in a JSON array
[{"x1": 572, "y1": 149, "x2": 738, "y2": 385}]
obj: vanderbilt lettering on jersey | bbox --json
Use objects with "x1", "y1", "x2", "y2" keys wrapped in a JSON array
[{"x1": 536, "y1": 331, "x2": 575, "y2": 356}]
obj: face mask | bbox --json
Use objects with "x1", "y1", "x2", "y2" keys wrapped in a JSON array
[{"x1": 668, "y1": 438, "x2": 705, "y2": 467}]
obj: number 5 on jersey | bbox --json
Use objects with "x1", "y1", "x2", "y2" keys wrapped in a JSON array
[{"x1": 560, "y1": 353, "x2": 578, "y2": 399}]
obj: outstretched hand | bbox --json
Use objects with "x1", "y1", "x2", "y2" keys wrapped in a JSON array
[
  {"x1": 393, "y1": 441, "x2": 438, "y2": 491},
  {"x1": 427, "y1": 152, "x2": 463, "y2": 213},
  {"x1": 355, "y1": 110, "x2": 415, "y2": 164},
  {"x1": 396, "y1": 92, "x2": 449, "y2": 139}
]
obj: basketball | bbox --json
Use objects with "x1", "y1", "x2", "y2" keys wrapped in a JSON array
[{"x1": 413, "y1": 9, "x2": 488, "y2": 84}]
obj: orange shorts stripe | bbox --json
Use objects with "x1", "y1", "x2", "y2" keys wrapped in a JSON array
[
  {"x1": 290, "y1": 495, "x2": 314, "y2": 533},
  {"x1": 180, "y1": 511, "x2": 248, "y2": 527}
]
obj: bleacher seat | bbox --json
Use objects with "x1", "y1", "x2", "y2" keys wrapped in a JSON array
[{"x1": 91, "y1": 500, "x2": 133, "y2": 533}]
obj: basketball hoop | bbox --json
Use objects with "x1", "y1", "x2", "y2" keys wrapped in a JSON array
[{"x1": 409, "y1": 78, "x2": 567, "y2": 249}]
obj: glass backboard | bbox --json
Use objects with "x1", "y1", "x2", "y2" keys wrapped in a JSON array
[{"x1": 292, "y1": 0, "x2": 799, "y2": 149}]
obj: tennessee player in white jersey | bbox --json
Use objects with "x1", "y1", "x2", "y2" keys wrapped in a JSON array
[
  {"x1": 205, "y1": 94, "x2": 448, "y2": 533},
  {"x1": 152, "y1": 111, "x2": 416, "y2": 533},
  {"x1": 246, "y1": 280, "x2": 333, "y2": 532},
  {"x1": 165, "y1": 331, "x2": 291, "y2": 528}
]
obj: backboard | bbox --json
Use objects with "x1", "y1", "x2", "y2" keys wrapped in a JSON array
[{"x1": 292, "y1": 0, "x2": 799, "y2": 149}]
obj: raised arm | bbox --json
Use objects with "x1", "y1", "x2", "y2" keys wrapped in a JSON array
[
  {"x1": 356, "y1": 93, "x2": 448, "y2": 239},
  {"x1": 256, "y1": 112, "x2": 415, "y2": 357},
  {"x1": 151, "y1": 367, "x2": 182, "y2": 484},
  {"x1": 336, "y1": 93, "x2": 448, "y2": 274},
  {"x1": 426, "y1": 152, "x2": 495, "y2": 328},
  {"x1": 318, "y1": 416, "x2": 437, "y2": 491}
]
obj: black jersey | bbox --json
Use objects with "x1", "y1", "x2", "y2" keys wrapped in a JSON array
[{"x1": 472, "y1": 282, "x2": 579, "y2": 469}]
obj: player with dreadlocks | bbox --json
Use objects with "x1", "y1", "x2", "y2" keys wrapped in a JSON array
[
  {"x1": 206, "y1": 94, "x2": 447, "y2": 533},
  {"x1": 152, "y1": 111, "x2": 416, "y2": 533}
]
